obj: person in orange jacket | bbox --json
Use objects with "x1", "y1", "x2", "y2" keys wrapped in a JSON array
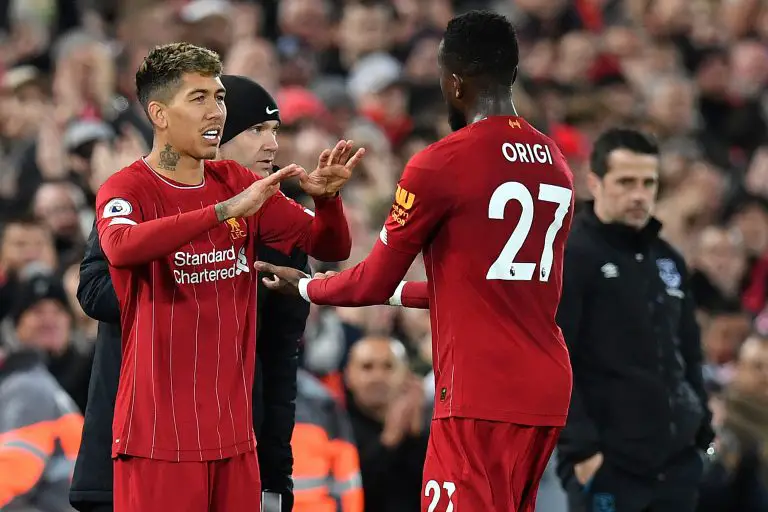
[
  {"x1": 0, "y1": 340, "x2": 83, "y2": 510},
  {"x1": 292, "y1": 368, "x2": 364, "y2": 512}
]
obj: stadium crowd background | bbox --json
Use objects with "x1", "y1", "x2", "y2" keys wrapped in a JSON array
[{"x1": 0, "y1": 0, "x2": 766, "y2": 510}]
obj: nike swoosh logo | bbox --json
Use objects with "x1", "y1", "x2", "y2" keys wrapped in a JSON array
[{"x1": 266, "y1": 107, "x2": 278, "y2": 114}]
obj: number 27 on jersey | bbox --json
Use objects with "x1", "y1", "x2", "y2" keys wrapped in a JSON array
[{"x1": 486, "y1": 181, "x2": 572, "y2": 282}]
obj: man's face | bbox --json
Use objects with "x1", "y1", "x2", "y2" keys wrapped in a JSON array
[
  {"x1": 219, "y1": 120, "x2": 279, "y2": 175},
  {"x1": 648, "y1": 79, "x2": 695, "y2": 134},
  {"x1": 733, "y1": 337, "x2": 768, "y2": 398},
  {"x1": 225, "y1": 40, "x2": 279, "y2": 94},
  {"x1": 0, "y1": 224, "x2": 54, "y2": 273},
  {"x1": 160, "y1": 72, "x2": 226, "y2": 161},
  {"x1": 730, "y1": 205, "x2": 768, "y2": 256},
  {"x1": 339, "y1": 4, "x2": 392, "y2": 57},
  {"x1": 33, "y1": 185, "x2": 81, "y2": 240},
  {"x1": 590, "y1": 149, "x2": 659, "y2": 228},
  {"x1": 695, "y1": 227, "x2": 746, "y2": 289},
  {"x1": 702, "y1": 312, "x2": 751, "y2": 365},
  {"x1": 15, "y1": 299, "x2": 71, "y2": 354},
  {"x1": 345, "y1": 339, "x2": 402, "y2": 410}
]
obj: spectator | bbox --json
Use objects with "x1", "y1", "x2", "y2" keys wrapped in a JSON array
[
  {"x1": 291, "y1": 368, "x2": 363, "y2": 512},
  {"x1": 0, "y1": 335, "x2": 84, "y2": 511},
  {"x1": 343, "y1": 336, "x2": 427, "y2": 512},
  {"x1": 10, "y1": 272, "x2": 92, "y2": 413},
  {"x1": 699, "y1": 301, "x2": 752, "y2": 387},
  {"x1": 31, "y1": 181, "x2": 87, "y2": 267},
  {"x1": 697, "y1": 333, "x2": 768, "y2": 511},
  {"x1": 689, "y1": 225, "x2": 748, "y2": 309},
  {"x1": 0, "y1": 216, "x2": 56, "y2": 319}
]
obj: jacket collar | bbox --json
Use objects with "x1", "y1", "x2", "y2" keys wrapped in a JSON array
[{"x1": 580, "y1": 201, "x2": 662, "y2": 251}]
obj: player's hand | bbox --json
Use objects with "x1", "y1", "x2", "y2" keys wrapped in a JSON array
[
  {"x1": 254, "y1": 261, "x2": 309, "y2": 296},
  {"x1": 299, "y1": 140, "x2": 365, "y2": 198},
  {"x1": 217, "y1": 164, "x2": 303, "y2": 220},
  {"x1": 313, "y1": 270, "x2": 339, "y2": 279},
  {"x1": 574, "y1": 452, "x2": 604, "y2": 486}
]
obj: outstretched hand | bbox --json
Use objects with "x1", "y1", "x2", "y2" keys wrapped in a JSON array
[
  {"x1": 299, "y1": 140, "x2": 365, "y2": 198},
  {"x1": 254, "y1": 261, "x2": 308, "y2": 296},
  {"x1": 217, "y1": 164, "x2": 304, "y2": 220}
]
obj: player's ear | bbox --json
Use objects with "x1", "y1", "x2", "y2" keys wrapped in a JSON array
[
  {"x1": 147, "y1": 101, "x2": 168, "y2": 130},
  {"x1": 452, "y1": 74, "x2": 463, "y2": 99}
]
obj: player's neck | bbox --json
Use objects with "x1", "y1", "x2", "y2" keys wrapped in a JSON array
[
  {"x1": 146, "y1": 141, "x2": 204, "y2": 185},
  {"x1": 470, "y1": 94, "x2": 518, "y2": 123}
]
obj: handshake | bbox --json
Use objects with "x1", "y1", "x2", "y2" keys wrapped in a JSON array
[{"x1": 216, "y1": 140, "x2": 365, "y2": 221}]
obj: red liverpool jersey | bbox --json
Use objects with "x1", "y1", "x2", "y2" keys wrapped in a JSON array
[
  {"x1": 386, "y1": 116, "x2": 575, "y2": 425},
  {"x1": 96, "y1": 158, "x2": 349, "y2": 461}
]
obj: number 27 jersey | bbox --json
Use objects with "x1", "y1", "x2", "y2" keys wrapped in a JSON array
[{"x1": 383, "y1": 116, "x2": 575, "y2": 426}]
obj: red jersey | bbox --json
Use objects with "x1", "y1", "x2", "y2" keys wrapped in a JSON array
[
  {"x1": 306, "y1": 116, "x2": 574, "y2": 426},
  {"x1": 96, "y1": 158, "x2": 350, "y2": 462}
]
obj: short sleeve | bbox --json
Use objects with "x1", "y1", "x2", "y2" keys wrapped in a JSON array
[
  {"x1": 95, "y1": 171, "x2": 145, "y2": 233},
  {"x1": 381, "y1": 162, "x2": 451, "y2": 256}
]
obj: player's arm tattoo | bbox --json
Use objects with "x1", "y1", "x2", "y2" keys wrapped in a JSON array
[
  {"x1": 215, "y1": 202, "x2": 228, "y2": 222},
  {"x1": 215, "y1": 190, "x2": 248, "y2": 221},
  {"x1": 158, "y1": 143, "x2": 181, "y2": 171}
]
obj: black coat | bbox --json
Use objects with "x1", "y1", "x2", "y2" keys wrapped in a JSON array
[
  {"x1": 69, "y1": 223, "x2": 309, "y2": 512},
  {"x1": 556, "y1": 205, "x2": 714, "y2": 478}
]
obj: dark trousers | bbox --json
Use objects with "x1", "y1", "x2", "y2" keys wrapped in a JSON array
[{"x1": 564, "y1": 449, "x2": 704, "y2": 512}]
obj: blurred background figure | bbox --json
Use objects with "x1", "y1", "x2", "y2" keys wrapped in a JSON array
[
  {"x1": 697, "y1": 332, "x2": 768, "y2": 512},
  {"x1": 343, "y1": 336, "x2": 428, "y2": 512},
  {"x1": 291, "y1": 368, "x2": 364, "y2": 512},
  {"x1": 0, "y1": 0, "x2": 765, "y2": 510}
]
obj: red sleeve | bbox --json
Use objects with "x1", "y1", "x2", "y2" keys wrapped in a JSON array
[
  {"x1": 95, "y1": 174, "x2": 220, "y2": 268},
  {"x1": 390, "y1": 281, "x2": 429, "y2": 309},
  {"x1": 379, "y1": 157, "x2": 451, "y2": 255},
  {"x1": 257, "y1": 192, "x2": 351, "y2": 262},
  {"x1": 300, "y1": 151, "x2": 451, "y2": 306},
  {"x1": 303, "y1": 240, "x2": 417, "y2": 306}
]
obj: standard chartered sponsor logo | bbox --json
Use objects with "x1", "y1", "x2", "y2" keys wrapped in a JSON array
[{"x1": 173, "y1": 246, "x2": 250, "y2": 284}]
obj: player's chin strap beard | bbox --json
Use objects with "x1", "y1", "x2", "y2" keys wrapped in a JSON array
[{"x1": 158, "y1": 143, "x2": 181, "y2": 171}]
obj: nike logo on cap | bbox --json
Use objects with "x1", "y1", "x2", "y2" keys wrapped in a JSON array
[{"x1": 266, "y1": 107, "x2": 278, "y2": 114}]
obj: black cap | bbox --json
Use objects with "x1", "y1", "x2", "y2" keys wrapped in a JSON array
[
  {"x1": 220, "y1": 75, "x2": 280, "y2": 145},
  {"x1": 11, "y1": 274, "x2": 73, "y2": 325}
]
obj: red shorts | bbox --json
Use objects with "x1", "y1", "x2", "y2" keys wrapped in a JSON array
[
  {"x1": 113, "y1": 450, "x2": 261, "y2": 512},
  {"x1": 421, "y1": 418, "x2": 560, "y2": 512}
]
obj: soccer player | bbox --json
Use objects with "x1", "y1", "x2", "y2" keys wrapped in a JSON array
[
  {"x1": 70, "y1": 75, "x2": 320, "y2": 512},
  {"x1": 95, "y1": 43, "x2": 362, "y2": 512},
  {"x1": 255, "y1": 11, "x2": 575, "y2": 512}
]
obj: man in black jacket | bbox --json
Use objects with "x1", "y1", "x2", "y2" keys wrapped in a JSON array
[
  {"x1": 556, "y1": 128, "x2": 714, "y2": 512},
  {"x1": 69, "y1": 76, "x2": 310, "y2": 512}
]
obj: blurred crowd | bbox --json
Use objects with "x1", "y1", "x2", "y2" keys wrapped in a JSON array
[{"x1": 0, "y1": 0, "x2": 767, "y2": 511}]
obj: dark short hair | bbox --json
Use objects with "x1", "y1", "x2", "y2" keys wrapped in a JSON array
[
  {"x1": 135, "y1": 42, "x2": 222, "y2": 113},
  {"x1": 590, "y1": 128, "x2": 659, "y2": 177},
  {"x1": 0, "y1": 214, "x2": 46, "y2": 247},
  {"x1": 439, "y1": 10, "x2": 519, "y2": 86}
]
